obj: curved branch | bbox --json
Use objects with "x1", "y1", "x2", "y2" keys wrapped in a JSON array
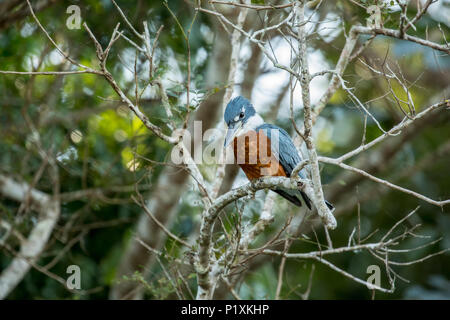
[
  {"x1": 353, "y1": 25, "x2": 450, "y2": 55},
  {"x1": 0, "y1": 174, "x2": 60, "y2": 299},
  {"x1": 195, "y1": 175, "x2": 335, "y2": 299},
  {"x1": 318, "y1": 157, "x2": 450, "y2": 208}
]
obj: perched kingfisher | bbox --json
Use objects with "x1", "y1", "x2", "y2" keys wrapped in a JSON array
[{"x1": 224, "y1": 96, "x2": 333, "y2": 210}]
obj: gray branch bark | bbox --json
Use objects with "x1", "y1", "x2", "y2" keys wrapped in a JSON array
[{"x1": 0, "y1": 174, "x2": 60, "y2": 299}]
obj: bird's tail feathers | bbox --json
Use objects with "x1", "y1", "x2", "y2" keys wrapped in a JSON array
[
  {"x1": 272, "y1": 188, "x2": 312, "y2": 209},
  {"x1": 272, "y1": 188, "x2": 334, "y2": 212},
  {"x1": 325, "y1": 200, "x2": 334, "y2": 212}
]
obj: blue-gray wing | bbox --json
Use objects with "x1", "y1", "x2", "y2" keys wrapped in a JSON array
[
  {"x1": 256, "y1": 123, "x2": 307, "y2": 179},
  {"x1": 256, "y1": 123, "x2": 312, "y2": 209},
  {"x1": 257, "y1": 123, "x2": 335, "y2": 211}
]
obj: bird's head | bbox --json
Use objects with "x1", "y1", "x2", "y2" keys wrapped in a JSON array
[{"x1": 223, "y1": 96, "x2": 260, "y2": 147}]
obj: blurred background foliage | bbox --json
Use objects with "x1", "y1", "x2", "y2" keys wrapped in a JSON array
[{"x1": 0, "y1": 0, "x2": 449, "y2": 299}]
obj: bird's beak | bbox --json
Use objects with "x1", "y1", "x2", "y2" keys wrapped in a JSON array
[{"x1": 224, "y1": 122, "x2": 242, "y2": 148}]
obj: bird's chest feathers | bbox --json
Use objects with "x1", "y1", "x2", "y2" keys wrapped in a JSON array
[{"x1": 232, "y1": 130, "x2": 286, "y2": 179}]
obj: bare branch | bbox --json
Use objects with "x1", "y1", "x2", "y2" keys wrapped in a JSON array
[
  {"x1": 0, "y1": 174, "x2": 60, "y2": 299},
  {"x1": 318, "y1": 156, "x2": 450, "y2": 207}
]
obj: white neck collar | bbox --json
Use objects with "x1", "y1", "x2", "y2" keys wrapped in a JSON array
[{"x1": 240, "y1": 114, "x2": 264, "y2": 134}]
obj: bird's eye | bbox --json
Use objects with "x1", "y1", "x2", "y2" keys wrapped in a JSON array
[{"x1": 239, "y1": 112, "x2": 245, "y2": 119}]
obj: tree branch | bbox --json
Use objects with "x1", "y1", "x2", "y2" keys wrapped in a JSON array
[{"x1": 0, "y1": 174, "x2": 60, "y2": 299}]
